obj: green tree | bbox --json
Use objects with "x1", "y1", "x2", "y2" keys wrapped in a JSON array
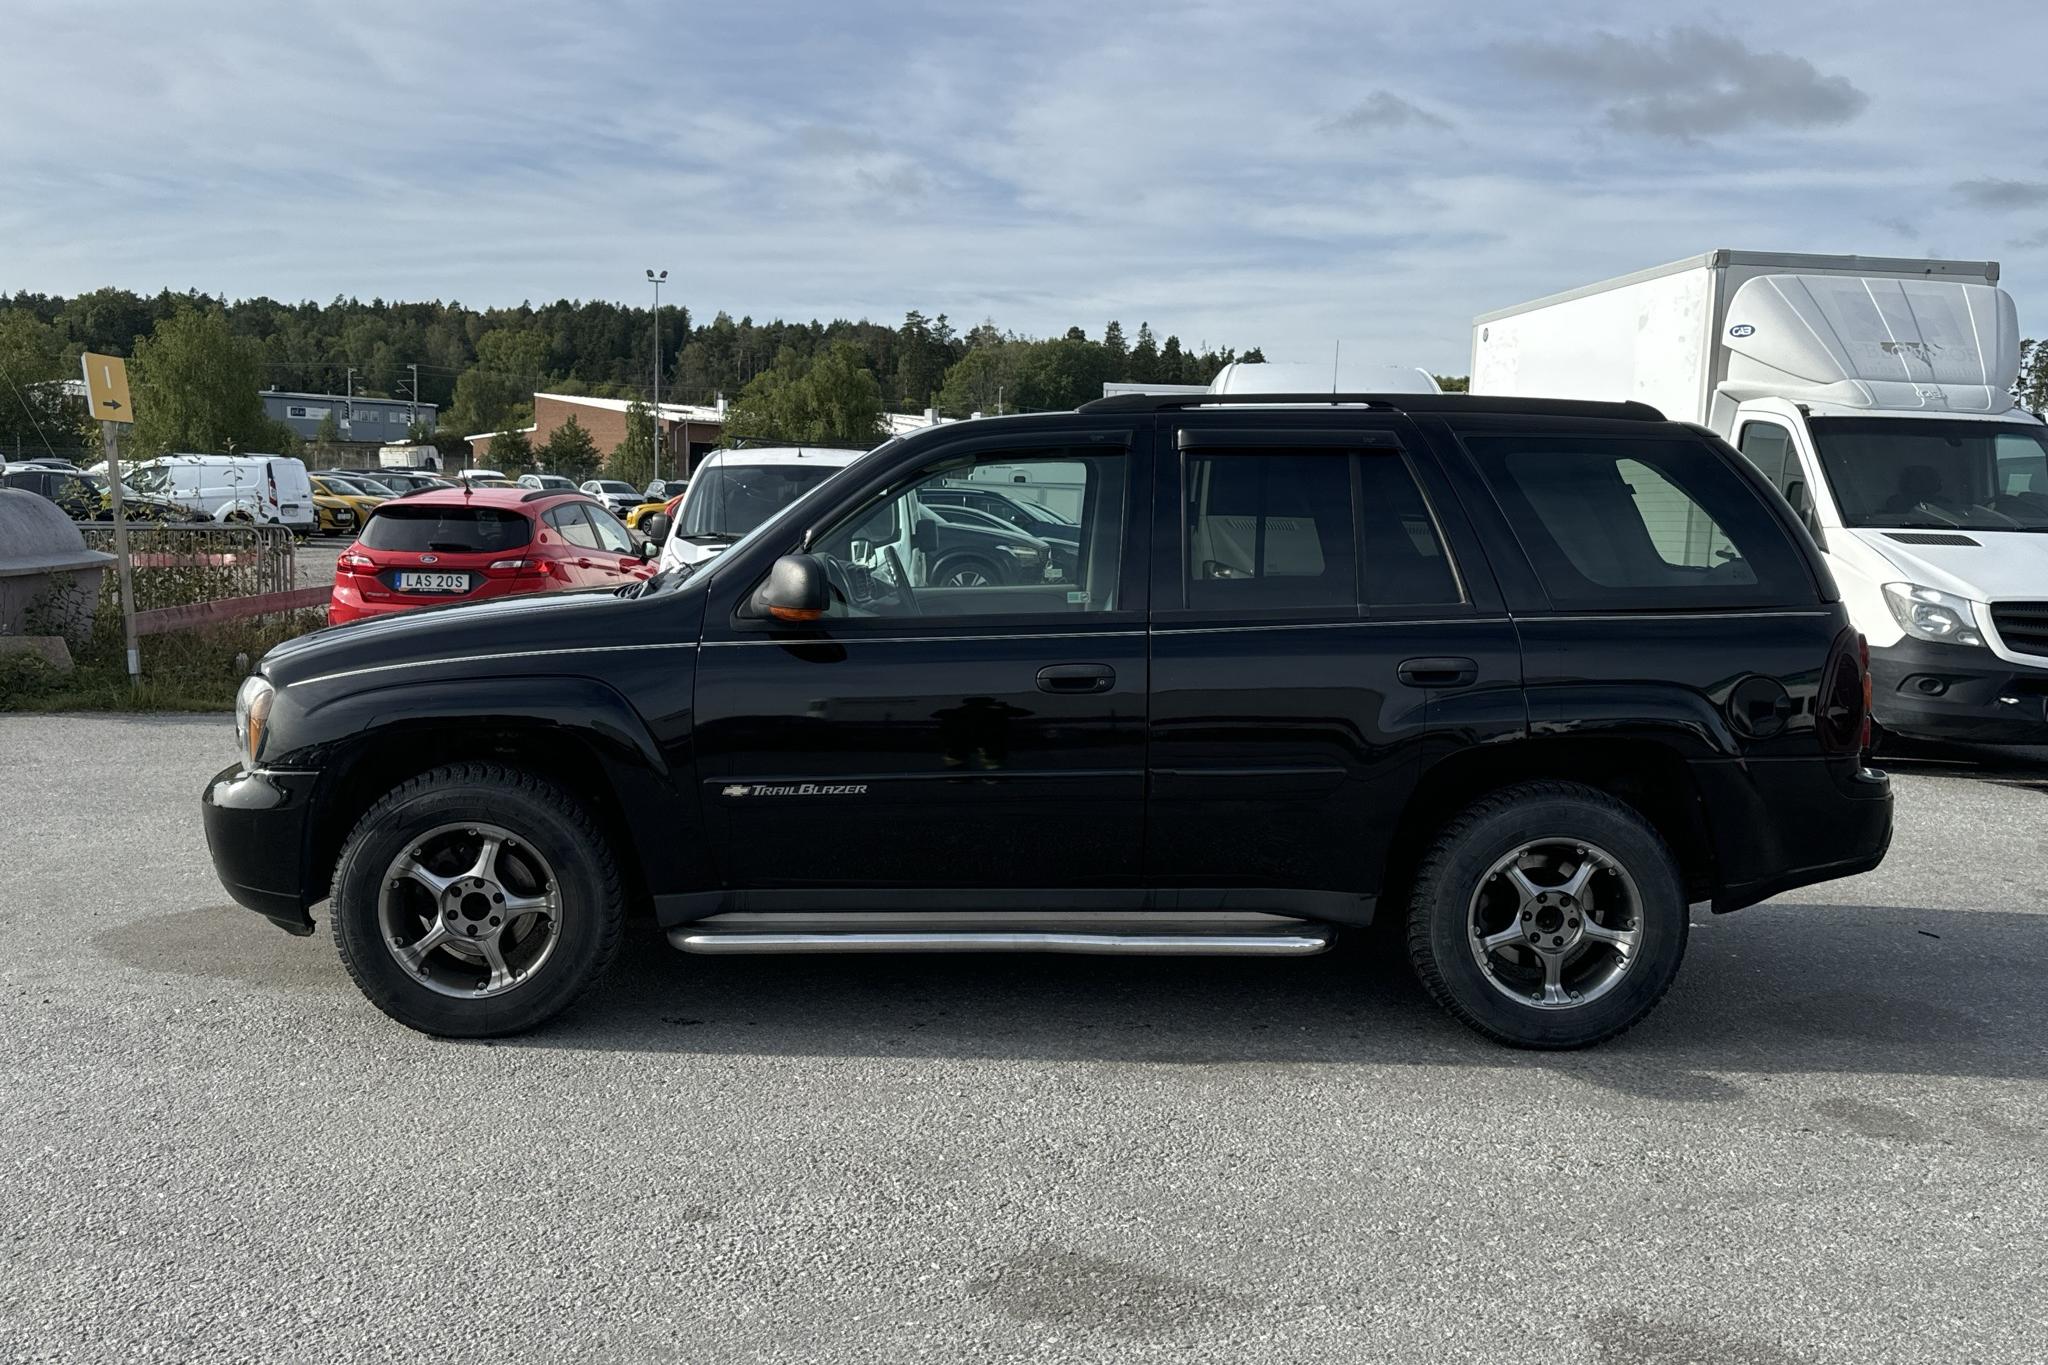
[
  {"x1": 539, "y1": 413, "x2": 600, "y2": 482},
  {"x1": 723, "y1": 343, "x2": 885, "y2": 447},
  {"x1": 1432, "y1": 374, "x2": 1470, "y2": 393},
  {"x1": 1128, "y1": 323, "x2": 1159, "y2": 382},
  {"x1": 0, "y1": 310, "x2": 90, "y2": 456},
  {"x1": 129, "y1": 306, "x2": 283, "y2": 456},
  {"x1": 936, "y1": 345, "x2": 1015, "y2": 417},
  {"x1": 445, "y1": 327, "x2": 547, "y2": 437},
  {"x1": 606, "y1": 401, "x2": 659, "y2": 487},
  {"x1": 2018, "y1": 339, "x2": 2047, "y2": 414},
  {"x1": 488, "y1": 424, "x2": 533, "y2": 470},
  {"x1": 1102, "y1": 320, "x2": 1128, "y2": 372},
  {"x1": 1010, "y1": 338, "x2": 1111, "y2": 411}
]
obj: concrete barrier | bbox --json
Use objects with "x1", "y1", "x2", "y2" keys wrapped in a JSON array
[{"x1": 0, "y1": 489, "x2": 116, "y2": 645}]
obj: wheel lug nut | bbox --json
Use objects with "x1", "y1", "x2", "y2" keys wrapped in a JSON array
[
  {"x1": 1568, "y1": 918, "x2": 1579, "y2": 929},
  {"x1": 1521, "y1": 911, "x2": 1532, "y2": 921},
  {"x1": 489, "y1": 916, "x2": 500, "y2": 926},
  {"x1": 1552, "y1": 935, "x2": 1564, "y2": 946}
]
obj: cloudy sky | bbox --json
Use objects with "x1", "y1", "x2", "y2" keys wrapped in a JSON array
[{"x1": 4, "y1": 0, "x2": 2044, "y2": 371}]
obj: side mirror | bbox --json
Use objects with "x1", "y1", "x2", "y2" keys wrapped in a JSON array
[
  {"x1": 642, "y1": 511, "x2": 670, "y2": 543},
  {"x1": 749, "y1": 554, "x2": 829, "y2": 622},
  {"x1": 638, "y1": 539, "x2": 659, "y2": 561}
]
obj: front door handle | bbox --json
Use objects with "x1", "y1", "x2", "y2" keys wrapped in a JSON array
[
  {"x1": 1036, "y1": 663, "x2": 1115, "y2": 694},
  {"x1": 1397, "y1": 656, "x2": 1479, "y2": 689}
]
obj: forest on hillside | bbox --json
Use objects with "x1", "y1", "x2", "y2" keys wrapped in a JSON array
[{"x1": 0, "y1": 289, "x2": 1262, "y2": 459}]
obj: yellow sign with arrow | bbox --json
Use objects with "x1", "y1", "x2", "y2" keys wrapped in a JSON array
[{"x1": 80, "y1": 352, "x2": 134, "y2": 424}]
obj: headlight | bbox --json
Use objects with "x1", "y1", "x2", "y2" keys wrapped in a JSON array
[
  {"x1": 1881, "y1": 583, "x2": 1985, "y2": 647},
  {"x1": 998, "y1": 543, "x2": 1041, "y2": 560},
  {"x1": 234, "y1": 675, "x2": 275, "y2": 768}
]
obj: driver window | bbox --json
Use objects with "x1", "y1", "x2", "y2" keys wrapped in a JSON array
[{"x1": 808, "y1": 450, "x2": 1126, "y2": 618}]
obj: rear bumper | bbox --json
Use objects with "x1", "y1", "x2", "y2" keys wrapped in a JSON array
[
  {"x1": 201, "y1": 763, "x2": 319, "y2": 934},
  {"x1": 1869, "y1": 639, "x2": 2048, "y2": 744},
  {"x1": 1694, "y1": 756, "x2": 1892, "y2": 913}
]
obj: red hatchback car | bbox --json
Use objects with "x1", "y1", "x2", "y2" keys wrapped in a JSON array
[{"x1": 328, "y1": 488, "x2": 656, "y2": 625}]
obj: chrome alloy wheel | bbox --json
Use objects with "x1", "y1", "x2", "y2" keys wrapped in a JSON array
[
  {"x1": 1466, "y1": 838, "x2": 1644, "y2": 1010},
  {"x1": 376, "y1": 823, "x2": 561, "y2": 999}
]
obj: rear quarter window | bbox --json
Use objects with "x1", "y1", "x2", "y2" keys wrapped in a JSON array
[{"x1": 1459, "y1": 432, "x2": 1814, "y2": 611}]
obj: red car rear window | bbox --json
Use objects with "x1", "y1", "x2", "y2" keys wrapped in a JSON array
[{"x1": 361, "y1": 505, "x2": 531, "y2": 553}]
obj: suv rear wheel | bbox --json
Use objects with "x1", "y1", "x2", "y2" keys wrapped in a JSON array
[
  {"x1": 1407, "y1": 781, "x2": 1687, "y2": 1049},
  {"x1": 329, "y1": 763, "x2": 624, "y2": 1037}
]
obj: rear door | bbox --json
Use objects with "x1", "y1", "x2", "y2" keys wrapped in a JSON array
[{"x1": 1143, "y1": 414, "x2": 1514, "y2": 913}]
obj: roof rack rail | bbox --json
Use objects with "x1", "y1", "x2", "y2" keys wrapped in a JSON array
[{"x1": 1076, "y1": 391, "x2": 1667, "y2": 421}]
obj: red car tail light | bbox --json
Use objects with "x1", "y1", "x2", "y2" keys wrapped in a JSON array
[{"x1": 337, "y1": 552, "x2": 379, "y2": 576}]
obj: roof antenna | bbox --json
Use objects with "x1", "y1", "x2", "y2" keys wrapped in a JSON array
[{"x1": 1331, "y1": 339, "x2": 1341, "y2": 393}]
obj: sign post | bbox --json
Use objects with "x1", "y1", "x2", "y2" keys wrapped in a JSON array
[{"x1": 80, "y1": 353, "x2": 140, "y2": 686}]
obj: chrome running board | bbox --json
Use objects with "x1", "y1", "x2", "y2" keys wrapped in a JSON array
[{"x1": 667, "y1": 927, "x2": 1333, "y2": 957}]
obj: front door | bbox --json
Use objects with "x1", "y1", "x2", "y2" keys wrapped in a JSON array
[
  {"x1": 1144, "y1": 417, "x2": 1492, "y2": 910},
  {"x1": 694, "y1": 433, "x2": 1151, "y2": 890}
]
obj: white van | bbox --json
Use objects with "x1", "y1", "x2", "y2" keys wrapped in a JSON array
[
  {"x1": 125, "y1": 454, "x2": 316, "y2": 535},
  {"x1": 1473, "y1": 249, "x2": 2048, "y2": 746},
  {"x1": 657, "y1": 447, "x2": 863, "y2": 575}
]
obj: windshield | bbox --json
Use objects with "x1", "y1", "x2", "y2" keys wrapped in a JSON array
[
  {"x1": 361, "y1": 504, "x2": 531, "y2": 553},
  {"x1": 679, "y1": 463, "x2": 844, "y2": 540},
  {"x1": 127, "y1": 466, "x2": 169, "y2": 494},
  {"x1": 1812, "y1": 418, "x2": 2048, "y2": 531},
  {"x1": 320, "y1": 476, "x2": 368, "y2": 496},
  {"x1": 351, "y1": 476, "x2": 398, "y2": 497},
  {"x1": 594, "y1": 481, "x2": 634, "y2": 494}
]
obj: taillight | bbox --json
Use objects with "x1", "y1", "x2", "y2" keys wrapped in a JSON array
[
  {"x1": 337, "y1": 552, "x2": 378, "y2": 577},
  {"x1": 1816, "y1": 627, "x2": 1868, "y2": 755}
]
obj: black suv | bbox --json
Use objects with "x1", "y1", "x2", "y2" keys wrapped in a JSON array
[{"x1": 202, "y1": 393, "x2": 1891, "y2": 1048}]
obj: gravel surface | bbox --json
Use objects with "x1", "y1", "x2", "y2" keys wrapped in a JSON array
[
  {"x1": 294, "y1": 538, "x2": 343, "y2": 590},
  {"x1": 2, "y1": 717, "x2": 2044, "y2": 1363}
]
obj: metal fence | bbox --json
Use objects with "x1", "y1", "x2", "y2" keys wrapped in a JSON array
[{"x1": 79, "y1": 523, "x2": 298, "y2": 611}]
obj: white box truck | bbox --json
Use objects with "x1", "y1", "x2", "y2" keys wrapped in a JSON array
[{"x1": 1473, "y1": 249, "x2": 2048, "y2": 746}]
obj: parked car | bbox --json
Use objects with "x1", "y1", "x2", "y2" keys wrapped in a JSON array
[
  {"x1": 204, "y1": 392, "x2": 1893, "y2": 1046},
  {"x1": 308, "y1": 475, "x2": 386, "y2": 537},
  {"x1": 456, "y1": 468, "x2": 507, "y2": 484},
  {"x1": 655, "y1": 447, "x2": 860, "y2": 574},
  {"x1": 517, "y1": 473, "x2": 580, "y2": 492},
  {"x1": 335, "y1": 468, "x2": 448, "y2": 496},
  {"x1": 918, "y1": 483, "x2": 1082, "y2": 578},
  {"x1": 624, "y1": 479, "x2": 692, "y2": 535},
  {"x1": 123, "y1": 454, "x2": 316, "y2": 535},
  {"x1": 325, "y1": 487, "x2": 656, "y2": 625},
  {"x1": 0, "y1": 463, "x2": 203, "y2": 522},
  {"x1": 579, "y1": 479, "x2": 641, "y2": 517}
]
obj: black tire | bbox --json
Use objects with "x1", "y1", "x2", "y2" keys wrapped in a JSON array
[
  {"x1": 1406, "y1": 780, "x2": 1687, "y2": 1049},
  {"x1": 330, "y1": 763, "x2": 625, "y2": 1037},
  {"x1": 932, "y1": 554, "x2": 1002, "y2": 588}
]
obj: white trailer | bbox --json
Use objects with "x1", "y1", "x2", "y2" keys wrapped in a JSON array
[{"x1": 1473, "y1": 250, "x2": 2048, "y2": 746}]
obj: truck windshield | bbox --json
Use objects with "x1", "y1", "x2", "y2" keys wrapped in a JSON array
[
  {"x1": 679, "y1": 463, "x2": 844, "y2": 541},
  {"x1": 1812, "y1": 418, "x2": 2048, "y2": 530}
]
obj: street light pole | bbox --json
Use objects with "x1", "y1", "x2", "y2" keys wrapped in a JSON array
[
  {"x1": 647, "y1": 269, "x2": 668, "y2": 481},
  {"x1": 344, "y1": 366, "x2": 357, "y2": 443}
]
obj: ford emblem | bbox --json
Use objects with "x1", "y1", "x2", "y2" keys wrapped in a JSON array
[{"x1": 419, "y1": 554, "x2": 438, "y2": 564}]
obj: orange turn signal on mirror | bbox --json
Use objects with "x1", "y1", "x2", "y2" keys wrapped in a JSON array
[{"x1": 769, "y1": 606, "x2": 824, "y2": 622}]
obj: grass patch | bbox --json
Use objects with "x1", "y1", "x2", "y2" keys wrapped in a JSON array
[{"x1": 0, "y1": 609, "x2": 325, "y2": 713}]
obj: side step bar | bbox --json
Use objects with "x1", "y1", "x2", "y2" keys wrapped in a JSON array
[{"x1": 667, "y1": 928, "x2": 1334, "y2": 957}]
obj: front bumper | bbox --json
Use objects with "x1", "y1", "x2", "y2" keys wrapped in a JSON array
[
  {"x1": 201, "y1": 763, "x2": 320, "y2": 934},
  {"x1": 1868, "y1": 639, "x2": 2048, "y2": 744}
]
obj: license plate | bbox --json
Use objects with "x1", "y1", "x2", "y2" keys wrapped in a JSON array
[{"x1": 395, "y1": 572, "x2": 468, "y2": 593}]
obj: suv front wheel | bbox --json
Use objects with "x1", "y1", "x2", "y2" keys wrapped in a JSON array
[
  {"x1": 1407, "y1": 781, "x2": 1687, "y2": 1049},
  {"x1": 330, "y1": 763, "x2": 624, "y2": 1037}
]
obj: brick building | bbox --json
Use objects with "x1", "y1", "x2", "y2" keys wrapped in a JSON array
[{"x1": 466, "y1": 393, "x2": 723, "y2": 476}]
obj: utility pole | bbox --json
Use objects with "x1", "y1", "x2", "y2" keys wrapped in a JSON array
[
  {"x1": 345, "y1": 366, "x2": 357, "y2": 442},
  {"x1": 646, "y1": 268, "x2": 668, "y2": 481},
  {"x1": 407, "y1": 363, "x2": 419, "y2": 430}
]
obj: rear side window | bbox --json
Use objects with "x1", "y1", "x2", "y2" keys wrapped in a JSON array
[
  {"x1": 1461, "y1": 434, "x2": 1812, "y2": 610},
  {"x1": 1357, "y1": 456, "x2": 1463, "y2": 608},
  {"x1": 361, "y1": 505, "x2": 530, "y2": 553},
  {"x1": 1185, "y1": 452, "x2": 1355, "y2": 610}
]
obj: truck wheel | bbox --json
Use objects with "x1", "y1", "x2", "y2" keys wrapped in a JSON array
[
  {"x1": 1406, "y1": 781, "x2": 1687, "y2": 1049},
  {"x1": 329, "y1": 763, "x2": 624, "y2": 1037}
]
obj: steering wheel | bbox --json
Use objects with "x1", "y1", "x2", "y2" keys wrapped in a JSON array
[{"x1": 882, "y1": 545, "x2": 921, "y2": 617}]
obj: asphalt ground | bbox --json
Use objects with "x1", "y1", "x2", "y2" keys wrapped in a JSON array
[{"x1": 1, "y1": 717, "x2": 2044, "y2": 1363}]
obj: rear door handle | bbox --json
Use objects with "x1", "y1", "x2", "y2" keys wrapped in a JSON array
[
  {"x1": 1397, "y1": 656, "x2": 1478, "y2": 689},
  {"x1": 1036, "y1": 663, "x2": 1115, "y2": 694}
]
